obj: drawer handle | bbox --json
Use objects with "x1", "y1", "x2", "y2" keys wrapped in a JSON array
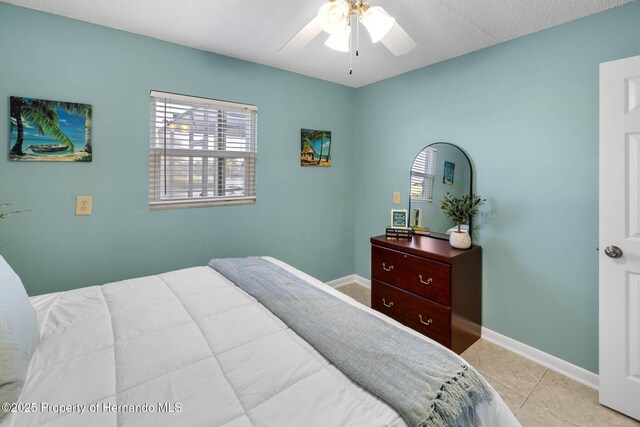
[
  {"x1": 382, "y1": 298, "x2": 394, "y2": 308},
  {"x1": 419, "y1": 275, "x2": 433, "y2": 285},
  {"x1": 419, "y1": 315, "x2": 433, "y2": 326},
  {"x1": 382, "y1": 263, "x2": 394, "y2": 272}
]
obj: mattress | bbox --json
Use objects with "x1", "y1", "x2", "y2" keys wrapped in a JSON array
[{"x1": 1, "y1": 257, "x2": 519, "y2": 427}]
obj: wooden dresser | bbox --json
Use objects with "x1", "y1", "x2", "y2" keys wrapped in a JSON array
[{"x1": 370, "y1": 235, "x2": 482, "y2": 354}]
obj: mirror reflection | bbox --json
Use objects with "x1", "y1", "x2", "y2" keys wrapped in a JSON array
[{"x1": 409, "y1": 143, "x2": 472, "y2": 239}]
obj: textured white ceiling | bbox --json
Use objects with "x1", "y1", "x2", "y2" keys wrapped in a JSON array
[{"x1": 1, "y1": 0, "x2": 632, "y2": 87}]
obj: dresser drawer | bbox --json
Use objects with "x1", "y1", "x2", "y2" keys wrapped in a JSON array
[
  {"x1": 371, "y1": 280, "x2": 451, "y2": 348},
  {"x1": 371, "y1": 245, "x2": 451, "y2": 306}
]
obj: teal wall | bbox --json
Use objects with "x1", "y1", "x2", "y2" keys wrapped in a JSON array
[
  {"x1": 0, "y1": 2, "x2": 356, "y2": 295},
  {"x1": 2, "y1": 0, "x2": 640, "y2": 374},
  {"x1": 354, "y1": 2, "x2": 640, "y2": 373}
]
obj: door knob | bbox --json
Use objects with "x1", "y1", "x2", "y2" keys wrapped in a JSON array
[{"x1": 604, "y1": 245, "x2": 623, "y2": 259}]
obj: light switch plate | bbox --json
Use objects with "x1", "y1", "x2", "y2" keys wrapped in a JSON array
[
  {"x1": 75, "y1": 196, "x2": 92, "y2": 216},
  {"x1": 393, "y1": 192, "x2": 401, "y2": 205}
]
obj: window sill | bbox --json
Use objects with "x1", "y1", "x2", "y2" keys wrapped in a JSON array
[{"x1": 149, "y1": 197, "x2": 256, "y2": 211}]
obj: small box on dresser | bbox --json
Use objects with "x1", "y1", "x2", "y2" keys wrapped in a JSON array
[{"x1": 370, "y1": 235, "x2": 482, "y2": 354}]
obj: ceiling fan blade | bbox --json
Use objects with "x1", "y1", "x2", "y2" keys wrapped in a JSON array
[
  {"x1": 278, "y1": 17, "x2": 323, "y2": 55},
  {"x1": 381, "y1": 22, "x2": 417, "y2": 56}
]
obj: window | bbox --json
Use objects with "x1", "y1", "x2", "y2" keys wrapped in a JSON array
[
  {"x1": 410, "y1": 147, "x2": 437, "y2": 202},
  {"x1": 149, "y1": 91, "x2": 257, "y2": 210}
]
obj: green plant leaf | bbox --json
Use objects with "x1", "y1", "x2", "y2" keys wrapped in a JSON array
[
  {"x1": 439, "y1": 193, "x2": 486, "y2": 228},
  {"x1": 0, "y1": 203, "x2": 29, "y2": 219}
]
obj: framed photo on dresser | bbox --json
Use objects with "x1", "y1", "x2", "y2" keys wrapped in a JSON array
[{"x1": 390, "y1": 209, "x2": 408, "y2": 229}]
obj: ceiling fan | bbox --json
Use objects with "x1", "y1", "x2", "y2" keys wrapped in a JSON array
[{"x1": 279, "y1": 0, "x2": 417, "y2": 71}]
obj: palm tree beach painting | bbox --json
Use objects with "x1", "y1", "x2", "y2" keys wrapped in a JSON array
[
  {"x1": 9, "y1": 96, "x2": 92, "y2": 162},
  {"x1": 443, "y1": 161, "x2": 455, "y2": 184},
  {"x1": 301, "y1": 128, "x2": 331, "y2": 167}
]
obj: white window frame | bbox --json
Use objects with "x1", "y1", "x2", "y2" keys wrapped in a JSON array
[
  {"x1": 149, "y1": 91, "x2": 257, "y2": 210},
  {"x1": 410, "y1": 147, "x2": 437, "y2": 202}
]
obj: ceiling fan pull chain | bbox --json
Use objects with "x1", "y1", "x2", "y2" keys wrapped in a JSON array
[
  {"x1": 356, "y1": 9, "x2": 360, "y2": 57},
  {"x1": 349, "y1": 15, "x2": 353, "y2": 75}
]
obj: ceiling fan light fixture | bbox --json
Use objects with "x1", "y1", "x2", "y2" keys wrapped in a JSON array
[
  {"x1": 360, "y1": 6, "x2": 395, "y2": 43},
  {"x1": 317, "y1": 0, "x2": 350, "y2": 34},
  {"x1": 324, "y1": 26, "x2": 351, "y2": 53}
]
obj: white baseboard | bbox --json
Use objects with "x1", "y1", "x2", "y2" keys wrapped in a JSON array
[
  {"x1": 325, "y1": 274, "x2": 371, "y2": 289},
  {"x1": 481, "y1": 327, "x2": 599, "y2": 390},
  {"x1": 354, "y1": 275, "x2": 371, "y2": 288},
  {"x1": 326, "y1": 276, "x2": 599, "y2": 390},
  {"x1": 325, "y1": 274, "x2": 358, "y2": 288}
]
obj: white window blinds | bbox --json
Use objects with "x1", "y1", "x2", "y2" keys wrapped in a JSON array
[
  {"x1": 149, "y1": 91, "x2": 257, "y2": 210},
  {"x1": 410, "y1": 147, "x2": 437, "y2": 202}
]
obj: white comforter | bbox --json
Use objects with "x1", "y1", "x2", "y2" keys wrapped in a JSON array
[{"x1": 2, "y1": 257, "x2": 519, "y2": 427}]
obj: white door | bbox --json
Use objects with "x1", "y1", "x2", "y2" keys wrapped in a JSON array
[{"x1": 600, "y1": 54, "x2": 640, "y2": 420}]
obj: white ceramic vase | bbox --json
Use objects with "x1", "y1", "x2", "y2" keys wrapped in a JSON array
[{"x1": 449, "y1": 230, "x2": 471, "y2": 249}]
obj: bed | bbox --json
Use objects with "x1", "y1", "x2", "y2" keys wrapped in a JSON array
[{"x1": 0, "y1": 256, "x2": 519, "y2": 427}]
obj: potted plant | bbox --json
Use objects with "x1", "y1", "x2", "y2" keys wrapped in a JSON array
[{"x1": 439, "y1": 193, "x2": 485, "y2": 249}]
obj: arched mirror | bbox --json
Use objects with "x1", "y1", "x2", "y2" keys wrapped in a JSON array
[{"x1": 409, "y1": 142, "x2": 473, "y2": 240}]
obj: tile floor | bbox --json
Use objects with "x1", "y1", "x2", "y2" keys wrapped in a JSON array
[{"x1": 335, "y1": 283, "x2": 640, "y2": 427}]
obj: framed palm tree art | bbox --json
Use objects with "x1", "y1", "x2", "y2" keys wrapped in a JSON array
[
  {"x1": 301, "y1": 128, "x2": 331, "y2": 167},
  {"x1": 9, "y1": 96, "x2": 92, "y2": 162}
]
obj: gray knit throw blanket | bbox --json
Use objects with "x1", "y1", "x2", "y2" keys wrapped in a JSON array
[{"x1": 209, "y1": 257, "x2": 493, "y2": 427}]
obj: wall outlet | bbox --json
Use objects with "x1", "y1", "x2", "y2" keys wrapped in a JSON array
[
  {"x1": 75, "y1": 196, "x2": 92, "y2": 216},
  {"x1": 393, "y1": 192, "x2": 401, "y2": 205}
]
